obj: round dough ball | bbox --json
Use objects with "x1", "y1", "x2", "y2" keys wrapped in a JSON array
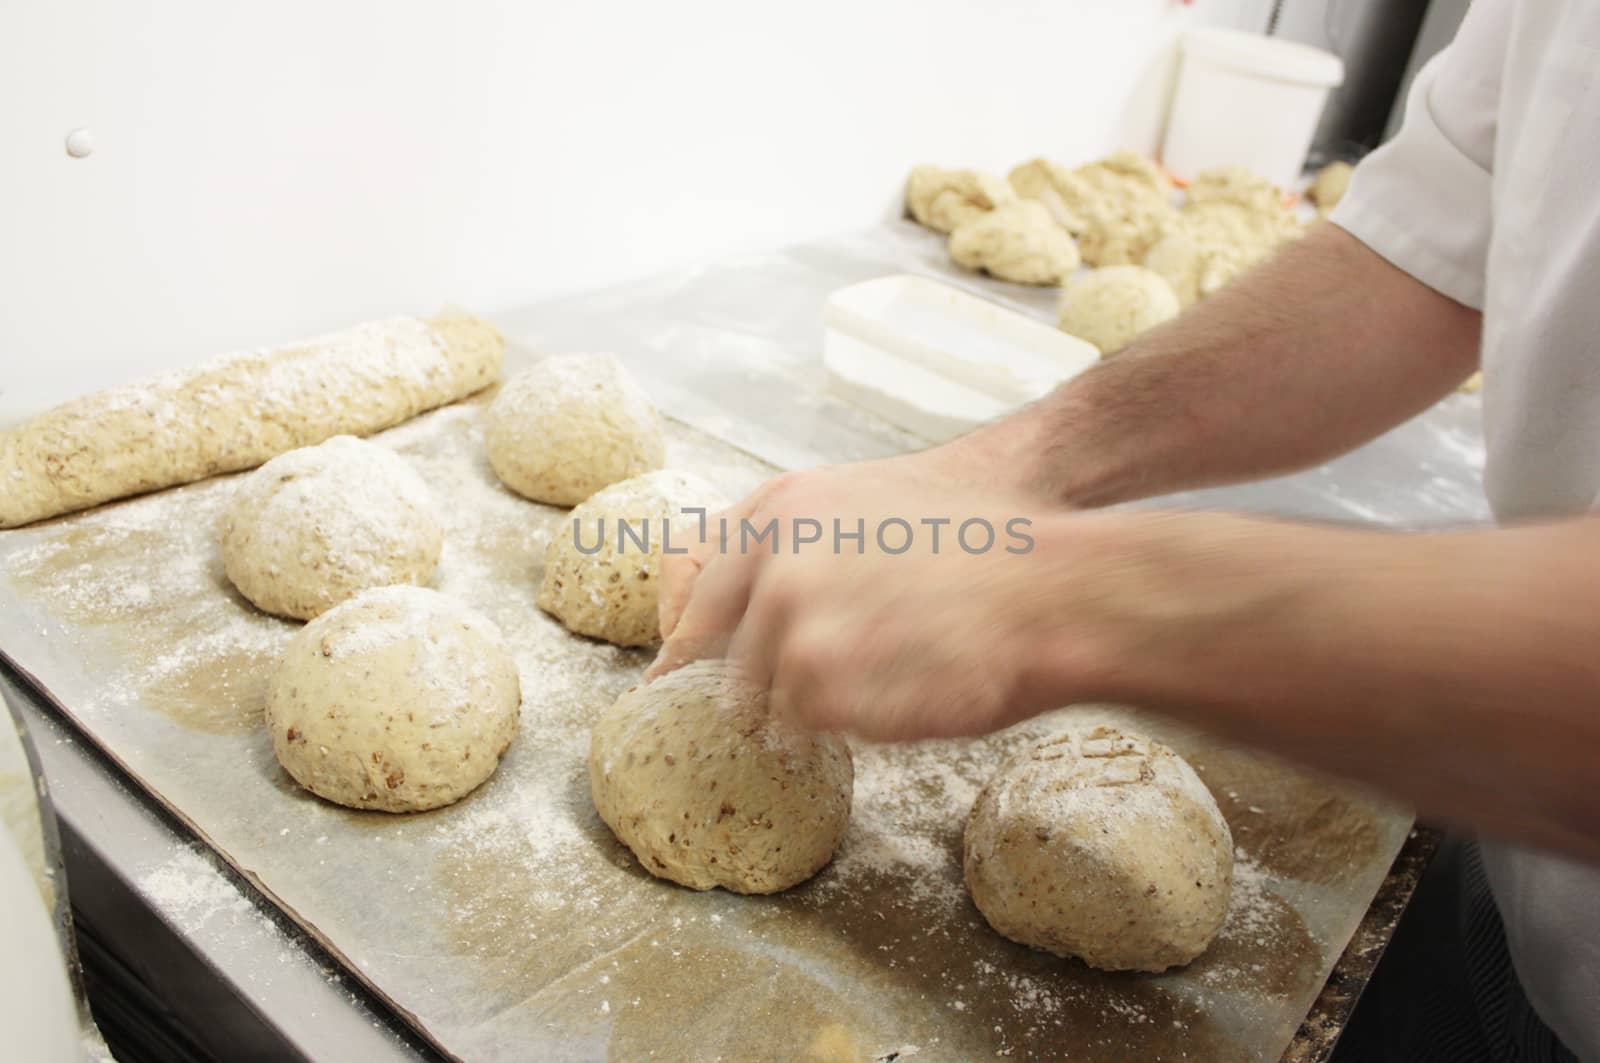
[
  {"x1": 486, "y1": 354, "x2": 665, "y2": 507},
  {"x1": 538, "y1": 469, "x2": 727, "y2": 647},
  {"x1": 1310, "y1": 160, "x2": 1354, "y2": 213},
  {"x1": 590, "y1": 660, "x2": 853, "y2": 893},
  {"x1": 219, "y1": 435, "x2": 442, "y2": 621},
  {"x1": 1057, "y1": 266, "x2": 1180, "y2": 354},
  {"x1": 949, "y1": 200, "x2": 1081, "y2": 286},
  {"x1": 964, "y1": 724, "x2": 1233, "y2": 972},
  {"x1": 265, "y1": 586, "x2": 522, "y2": 812},
  {"x1": 905, "y1": 164, "x2": 1016, "y2": 234}
]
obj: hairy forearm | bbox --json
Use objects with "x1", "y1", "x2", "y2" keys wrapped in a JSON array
[
  {"x1": 1031, "y1": 512, "x2": 1600, "y2": 860},
  {"x1": 956, "y1": 224, "x2": 1482, "y2": 507}
]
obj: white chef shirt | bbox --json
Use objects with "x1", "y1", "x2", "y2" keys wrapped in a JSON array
[{"x1": 1330, "y1": 0, "x2": 1600, "y2": 1057}]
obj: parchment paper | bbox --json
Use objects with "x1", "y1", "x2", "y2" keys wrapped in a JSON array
[{"x1": 0, "y1": 224, "x2": 1492, "y2": 1060}]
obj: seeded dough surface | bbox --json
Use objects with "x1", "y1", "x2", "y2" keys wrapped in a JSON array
[
  {"x1": 537, "y1": 469, "x2": 727, "y2": 647},
  {"x1": 0, "y1": 314, "x2": 501, "y2": 529},
  {"x1": 590, "y1": 660, "x2": 853, "y2": 893},
  {"x1": 266, "y1": 586, "x2": 522, "y2": 812}
]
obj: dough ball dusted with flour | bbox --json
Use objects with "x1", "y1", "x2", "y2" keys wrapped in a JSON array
[
  {"x1": 590, "y1": 660, "x2": 853, "y2": 893},
  {"x1": 219, "y1": 435, "x2": 442, "y2": 621},
  {"x1": 948, "y1": 200, "x2": 1081, "y2": 286},
  {"x1": 964, "y1": 723, "x2": 1233, "y2": 972},
  {"x1": 1057, "y1": 266, "x2": 1180, "y2": 354},
  {"x1": 538, "y1": 469, "x2": 727, "y2": 647},
  {"x1": 266, "y1": 586, "x2": 521, "y2": 812},
  {"x1": 486, "y1": 354, "x2": 665, "y2": 506}
]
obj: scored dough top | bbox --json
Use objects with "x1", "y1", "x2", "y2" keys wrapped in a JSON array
[
  {"x1": 964, "y1": 723, "x2": 1234, "y2": 972},
  {"x1": 978, "y1": 725, "x2": 1229, "y2": 851}
]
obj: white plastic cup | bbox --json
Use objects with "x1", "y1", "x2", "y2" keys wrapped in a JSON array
[{"x1": 1162, "y1": 28, "x2": 1345, "y2": 187}]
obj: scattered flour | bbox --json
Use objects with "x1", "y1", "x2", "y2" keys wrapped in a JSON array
[{"x1": 2, "y1": 400, "x2": 1333, "y2": 1060}]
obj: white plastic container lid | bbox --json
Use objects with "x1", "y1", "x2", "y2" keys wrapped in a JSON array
[
  {"x1": 1181, "y1": 28, "x2": 1344, "y2": 88},
  {"x1": 821, "y1": 274, "x2": 1100, "y2": 442},
  {"x1": 824, "y1": 274, "x2": 1098, "y2": 405}
]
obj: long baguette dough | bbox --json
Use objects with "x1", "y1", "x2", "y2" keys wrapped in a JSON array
[{"x1": 0, "y1": 314, "x2": 502, "y2": 529}]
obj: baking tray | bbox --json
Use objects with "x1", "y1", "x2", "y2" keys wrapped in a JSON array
[
  {"x1": 0, "y1": 392, "x2": 1409, "y2": 1062},
  {"x1": 0, "y1": 223, "x2": 1493, "y2": 1059}
]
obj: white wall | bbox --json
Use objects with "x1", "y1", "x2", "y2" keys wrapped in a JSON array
[{"x1": 0, "y1": 0, "x2": 1257, "y2": 422}]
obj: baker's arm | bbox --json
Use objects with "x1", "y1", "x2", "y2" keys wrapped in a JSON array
[
  {"x1": 696, "y1": 498, "x2": 1600, "y2": 863},
  {"x1": 651, "y1": 0, "x2": 1568, "y2": 852},
  {"x1": 657, "y1": 0, "x2": 1507, "y2": 642},
  {"x1": 952, "y1": 223, "x2": 1481, "y2": 508},
  {"x1": 916, "y1": 0, "x2": 1512, "y2": 509},
  {"x1": 655, "y1": 221, "x2": 1481, "y2": 657},
  {"x1": 1023, "y1": 510, "x2": 1600, "y2": 863}
]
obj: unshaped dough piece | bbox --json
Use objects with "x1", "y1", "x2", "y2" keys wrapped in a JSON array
[
  {"x1": 1141, "y1": 230, "x2": 1206, "y2": 308},
  {"x1": 1007, "y1": 157, "x2": 1075, "y2": 204},
  {"x1": 538, "y1": 469, "x2": 728, "y2": 647},
  {"x1": 905, "y1": 165, "x2": 1017, "y2": 234},
  {"x1": 590, "y1": 660, "x2": 853, "y2": 893},
  {"x1": 486, "y1": 354, "x2": 665, "y2": 507},
  {"x1": 1008, "y1": 152, "x2": 1178, "y2": 267},
  {"x1": 948, "y1": 200, "x2": 1082, "y2": 286},
  {"x1": 1091, "y1": 149, "x2": 1175, "y2": 197},
  {"x1": 265, "y1": 586, "x2": 522, "y2": 813},
  {"x1": 1310, "y1": 160, "x2": 1355, "y2": 214},
  {"x1": 1072, "y1": 192, "x2": 1179, "y2": 268},
  {"x1": 963, "y1": 723, "x2": 1233, "y2": 972},
  {"x1": 1180, "y1": 198, "x2": 1303, "y2": 249},
  {"x1": 1185, "y1": 165, "x2": 1284, "y2": 214},
  {"x1": 1058, "y1": 266, "x2": 1180, "y2": 354},
  {"x1": 219, "y1": 435, "x2": 442, "y2": 621},
  {"x1": 1143, "y1": 200, "x2": 1304, "y2": 307},
  {"x1": 1142, "y1": 225, "x2": 1274, "y2": 309}
]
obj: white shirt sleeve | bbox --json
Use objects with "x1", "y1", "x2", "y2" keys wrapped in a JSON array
[{"x1": 1330, "y1": 0, "x2": 1512, "y2": 310}]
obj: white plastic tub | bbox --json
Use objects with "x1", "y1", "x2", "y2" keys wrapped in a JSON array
[
  {"x1": 822, "y1": 274, "x2": 1100, "y2": 442},
  {"x1": 1162, "y1": 28, "x2": 1345, "y2": 187}
]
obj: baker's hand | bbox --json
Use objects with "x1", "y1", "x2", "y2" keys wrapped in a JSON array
[
  {"x1": 648, "y1": 448, "x2": 1077, "y2": 740},
  {"x1": 652, "y1": 435, "x2": 1021, "y2": 677}
]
